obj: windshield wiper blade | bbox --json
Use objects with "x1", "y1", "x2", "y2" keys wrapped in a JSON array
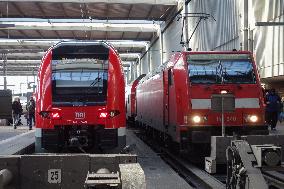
[{"x1": 89, "y1": 77, "x2": 102, "y2": 87}]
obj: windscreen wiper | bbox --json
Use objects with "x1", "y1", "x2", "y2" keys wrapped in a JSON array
[{"x1": 89, "y1": 77, "x2": 102, "y2": 87}]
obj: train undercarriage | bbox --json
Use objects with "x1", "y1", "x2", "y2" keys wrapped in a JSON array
[
  {"x1": 136, "y1": 121, "x2": 270, "y2": 161},
  {"x1": 36, "y1": 125, "x2": 126, "y2": 153}
]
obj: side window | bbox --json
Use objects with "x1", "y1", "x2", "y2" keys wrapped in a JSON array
[{"x1": 128, "y1": 95, "x2": 130, "y2": 104}]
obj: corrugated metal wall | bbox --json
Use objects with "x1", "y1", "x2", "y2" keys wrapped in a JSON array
[
  {"x1": 134, "y1": 0, "x2": 284, "y2": 90},
  {"x1": 188, "y1": 0, "x2": 240, "y2": 51},
  {"x1": 162, "y1": 17, "x2": 183, "y2": 61},
  {"x1": 138, "y1": 17, "x2": 183, "y2": 78},
  {"x1": 138, "y1": 0, "x2": 241, "y2": 81},
  {"x1": 149, "y1": 39, "x2": 162, "y2": 72},
  {"x1": 141, "y1": 53, "x2": 149, "y2": 75},
  {"x1": 251, "y1": 0, "x2": 284, "y2": 79}
]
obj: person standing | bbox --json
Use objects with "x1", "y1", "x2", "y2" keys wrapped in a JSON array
[
  {"x1": 265, "y1": 89, "x2": 281, "y2": 130},
  {"x1": 26, "y1": 96, "x2": 35, "y2": 130},
  {"x1": 12, "y1": 98, "x2": 22, "y2": 129}
]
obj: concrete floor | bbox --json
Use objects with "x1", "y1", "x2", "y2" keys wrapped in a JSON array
[
  {"x1": 270, "y1": 122, "x2": 284, "y2": 135},
  {"x1": 0, "y1": 115, "x2": 31, "y2": 141},
  {"x1": 126, "y1": 129, "x2": 193, "y2": 189}
]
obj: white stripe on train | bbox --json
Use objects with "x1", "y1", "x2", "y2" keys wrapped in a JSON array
[{"x1": 191, "y1": 98, "x2": 260, "y2": 109}]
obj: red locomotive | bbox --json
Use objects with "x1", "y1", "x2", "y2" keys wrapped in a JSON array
[
  {"x1": 136, "y1": 51, "x2": 268, "y2": 155},
  {"x1": 36, "y1": 41, "x2": 126, "y2": 152},
  {"x1": 125, "y1": 74, "x2": 146, "y2": 123}
]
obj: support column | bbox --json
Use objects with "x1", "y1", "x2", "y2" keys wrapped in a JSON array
[
  {"x1": 159, "y1": 27, "x2": 164, "y2": 65},
  {"x1": 134, "y1": 62, "x2": 138, "y2": 79},
  {"x1": 183, "y1": 0, "x2": 190, "y2": 50},
  {"x1": 2, "y1": 53, "x2": 7, "y2": 90},
  {"x1": 243, "y1": 0, "x2": 249, "y2": 50},
  {"x1": 33, "y1": 68, "x2": 36, "y2": 93},
  {"x1": 139, "y1": 57, "x2": 142, "y2": 75}
]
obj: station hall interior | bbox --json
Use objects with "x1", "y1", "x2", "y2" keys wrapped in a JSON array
[{"x1": 0, "y1": 0, "x2": 284, "y2": 189}]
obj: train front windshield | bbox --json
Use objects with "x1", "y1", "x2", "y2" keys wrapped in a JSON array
[
  {"x1": 52, "y1": 58, "x2": 108, "y2": 106},
  {"x1": 187, "y1": 54, "x2": 256, "y2": 84}
]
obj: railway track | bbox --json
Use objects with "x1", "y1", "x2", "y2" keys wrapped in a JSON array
[
  {"x1": 133, "y1": 128, "x2": 284, "y2": 189},
  {"x1": 133, "y1": 129, "x2": 226, "y2": 189},
  {"x1": 263, "y1": 171, "x2": 284, "y2": 189}
]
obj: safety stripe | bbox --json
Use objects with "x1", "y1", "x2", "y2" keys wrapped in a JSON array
[
  {"x1": 191, "y1": 98, "x2": 260, "y2": 109},
  {"x1": 191, "y1": 99, "x2": 211, "y2": 109},
  {"x1": 118, "y1": 127, "x2": 126, "y2": 136},
  {"x1": 35, "y1": 128, "x2": 42, "y2": 137},
  {"x1": 235, "y1": 98, "x2": 260, "y2": 108}
]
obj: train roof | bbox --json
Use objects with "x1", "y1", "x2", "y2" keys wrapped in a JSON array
[
  {"x1": 51, "y1": 41, "x2": 115, "y2": 60},
  {"x1": 182, "y1": 50, "x2": 252, "y2": 55}
]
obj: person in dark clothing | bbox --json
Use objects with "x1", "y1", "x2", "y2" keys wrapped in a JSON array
[
  {"x1": 12, "y1": 98, "x2": 23, "y2": 129},
  {"x1": 26, "y1": 97, "x2": 36, "y2": 130},
  {"x1": 265, "y1": 89, "x2": 281, "y2": 130}
]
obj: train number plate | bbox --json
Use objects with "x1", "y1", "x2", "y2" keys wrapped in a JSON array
[
  {"x1": 216, "y1": 116, "x2": 237, "y2": 122},
  {"x1": 48, "y1": 169, "x2": 61, "y2": 184}
]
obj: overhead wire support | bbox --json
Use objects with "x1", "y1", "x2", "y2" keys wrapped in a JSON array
[{"x1": 177, "y1": 13, "x2": 216, "y2": 50}]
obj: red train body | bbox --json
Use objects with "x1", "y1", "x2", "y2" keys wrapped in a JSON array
[
  {"x1": 125, "y1": 74, "x2": 146, "y2": 122},
  {"x1": 136, "y1": 51, "x2": 268, "y2": 154},
  {"x1": 36, "y1": 41, "x2": 126, "y2": 152}
]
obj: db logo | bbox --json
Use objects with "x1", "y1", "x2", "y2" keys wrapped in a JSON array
[{"x1": 75, "y1": 112, "x2": 85, "y2": 119}]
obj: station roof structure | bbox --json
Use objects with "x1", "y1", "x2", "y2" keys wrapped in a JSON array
[{"x1": 0, "y1": 0, "x2": 179, "y2": 75}]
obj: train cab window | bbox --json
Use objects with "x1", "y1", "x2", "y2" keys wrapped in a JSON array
[
  {"x1": 52, "y1": 58, "x2": 108, "y2": 106},
  {"x1": 187, "y1": 54, "x2": 256, "y2": 84}
]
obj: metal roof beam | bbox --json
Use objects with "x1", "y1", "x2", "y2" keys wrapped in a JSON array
[
  {"x1": 0, "y1": 49, "x2": 45, "y2": 53},
  {"x1": 0, "y1": 60, "x2": 41, "y2": 64},
  {"x1": 0, "y1": 39, "x2": 149, "y2": 48},
  {"x1": 0, "y1": 0, "x2": 178, "y2": 5},
  {"x1": 0, "y1": 21, "x2": 159, "y2": 32},
  {"x1": 0, "y1": 71, "x2": 37, "y2": 76},
  {"x1": 4, "y1": 52, "x2": 44, "y2": 58},
  {"x1": 1, "y1": 59, "x2": 133, "y2": 66},
  {"x1": 120, "y1": 53, "x2": 141, "y2": 59},
  {"x1": 0, "y1": 18, "x2": 163, "y2": 25},
  {"x1": 0, "y1": 67, "x2": 38, "y2": 72},
  {"x1": 4, "y1": 53, "x2": 141, "y2": 59}
]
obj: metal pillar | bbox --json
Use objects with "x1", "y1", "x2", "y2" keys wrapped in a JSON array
[
  {"x1": 183, "y1": 0, "x2": 189, "y2": 50},
  {"x1": 2, "y1": 53, "x2": 7, "y2": 90},
  {"x1": 243, "y1": 0, "x2": 249, "y2": 50},
  {"x1": 159, "y1": 27, "x2": 164, "y2": 65},
  {"x1": 221, "y1": 95, "x2": 225, "y2": 137},
  {"x1": 33, "y1": 68, "x2": 36, "y2": 92},
  {"x1": 139, "y1": 57, "x2": 142, "y2": 75}
]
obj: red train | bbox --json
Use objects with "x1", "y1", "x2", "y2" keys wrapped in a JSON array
[
  {"x1": 125, "y1": 74, "x2": 146, "y2": 123},
  {"x1": 135, "y1": 51, "x2": 268, "y2": 155},
  {"x1": 36, "y1": 41, "x2": 126, "y2": 152}
]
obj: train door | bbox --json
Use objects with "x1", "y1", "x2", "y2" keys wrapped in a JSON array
[{"x1": 163, "y1": 69, "x2": 171, "y2": 131}]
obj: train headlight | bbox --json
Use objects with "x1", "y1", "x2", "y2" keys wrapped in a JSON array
[
  {"x1": 249, "y1": 115, "x2": 258, "y2": 122},
  {"x1": 245, "y1": 115, "x2": 258, "y2": 123},
  {"x1": 98, "y1": 112, "x2": 109, "y2": 119},
  {"x1": 192, "y1": 116, "x2": 201, "y2": 123},
  {"x1": 51, "y1": 112, "x2": 61, "y2": 120}
]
